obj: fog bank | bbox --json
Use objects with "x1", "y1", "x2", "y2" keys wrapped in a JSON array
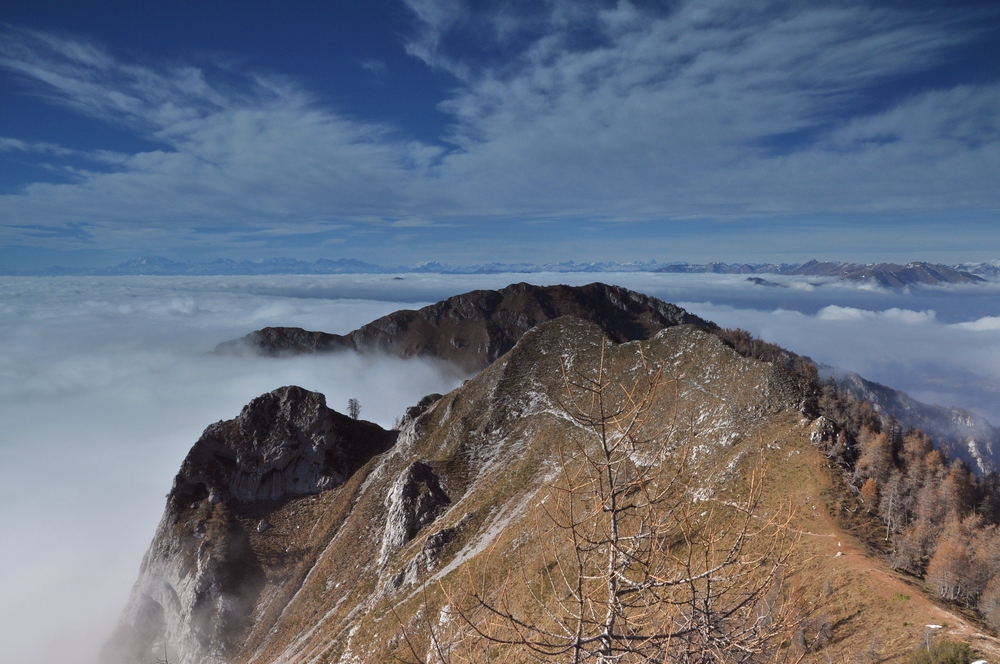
[
  {"x1": 0, "y1": 277, "x2": 463, "y2": 664},
  {"x1": 1, "y1": 273, "x2": 997, "y2": 663}
]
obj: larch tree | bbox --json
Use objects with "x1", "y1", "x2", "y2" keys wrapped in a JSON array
[{"x1": 402, "y1": 344, "x2": 800, "y2": 663}]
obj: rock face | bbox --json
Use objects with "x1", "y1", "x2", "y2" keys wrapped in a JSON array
[
  {"x1": 216, "y1": 282, "x2": 715, "y2": 371},
  {"x1": 378, "y1": 462, "x2": 450, "y2": 566},
  {"x1": 102, "y1": 386, "x2": 395, "y2": 664},
  {"x1": 172, "y1": 386, "x2": 395, "y2": 504}
]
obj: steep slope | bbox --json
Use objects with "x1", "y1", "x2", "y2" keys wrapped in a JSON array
[
  {"x1": 215, "y1": 282, "x2": 714, "y2": 371},
  {"x1": 102, "y1": 387, "x2": 396, "y2": 664},
  {"x1": 105, "y1": 317, "x2": 997, "y2": 663},
  {"x1": 826, "y1": 369, "x2": 1000, "y2": 475}
]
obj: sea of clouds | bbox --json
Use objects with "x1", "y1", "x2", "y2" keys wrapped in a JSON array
[{"x1": 1, "y1": 272, "x2": 998, "y2": 663}]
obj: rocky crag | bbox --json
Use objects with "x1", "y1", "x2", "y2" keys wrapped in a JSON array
[
  {"x1": 215, "y1": 281, "x2": 714, "y2": 371},
  {"x1": 102, "y1": 387, "x2": 396, "y2": 664}
]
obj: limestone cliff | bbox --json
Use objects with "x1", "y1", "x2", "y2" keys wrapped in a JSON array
[{"x1": 102, "y1": 387, "x2": 394, "y2": 664}]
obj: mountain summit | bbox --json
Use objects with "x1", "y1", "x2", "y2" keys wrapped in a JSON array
[
  {"x1": 105, "y1": 284, "x2": 1000, "y2": 663},
  {"x1": 217, "y1": 282, "x2": 715, "y2": 371}
]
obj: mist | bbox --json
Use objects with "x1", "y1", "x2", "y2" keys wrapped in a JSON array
[
  {"x1": 1, "y1": 272, "x2": 998, "y2": 663},
  {"x1": 0, "y1": 276, "x2": 464, "y2": 664}
]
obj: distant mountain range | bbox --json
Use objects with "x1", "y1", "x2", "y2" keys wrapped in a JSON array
[{"x1": 3, "y1": 256, "x2": 997, "y2": 287}]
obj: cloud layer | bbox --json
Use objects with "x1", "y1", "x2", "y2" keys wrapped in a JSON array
[
  {"x1": 0, "y1": 272, "x2": 998, "y2": 663},
  {"x1": 0, "y1": 276, "x2": 464, "y2": 664},
  {"x1": 1, "y1": 0, "x2": 998, "y2": 257}
]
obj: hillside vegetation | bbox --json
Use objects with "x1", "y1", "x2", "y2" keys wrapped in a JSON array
[{"x1": 104, "y1": 286, "x2": 1000, "y2": 664}]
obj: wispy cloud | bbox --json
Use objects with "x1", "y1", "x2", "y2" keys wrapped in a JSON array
[
  {"x1": 412, "y1": 0, "x2": 1000, "y2": 216},
  {"x1": 0, "y1": 2, "x2": 998, "y2": 256},
  {"x1": 359, "y1": 58, "x2": 389, "y2": 85},
  {"x1": 0, "y1": 26, "x2": 441, "y2": 248}
]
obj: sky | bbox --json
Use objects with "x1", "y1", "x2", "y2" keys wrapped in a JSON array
[
  {"x1": 0, "y1": 0, "x2": 998, "y2": 268},
  {"x1": 1, "y1": 273, "x2": 999, "y2": 663}
]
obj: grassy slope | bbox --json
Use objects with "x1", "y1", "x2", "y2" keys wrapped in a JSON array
[{"x1": 215, "y1": 320, "x2": 998, "y2": 663}]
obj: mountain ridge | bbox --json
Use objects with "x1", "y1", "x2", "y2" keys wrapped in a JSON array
[
  {"x1": 3, "y1": 256, "x2": 994, "y2": 286},
  {"x1": 104, "y1": 309, "x2": 1000, "y2": 663},
  {"x1": 218, "y1": 282, "x2": 1000, "y2": 473},
  {"x1": 216, "y1": 282, "x2": 715, "y2": 372}
]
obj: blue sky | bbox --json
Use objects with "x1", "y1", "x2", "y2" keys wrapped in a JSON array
[{"x1": 0, "y1": 0, "x2": 998, "y2": 268}]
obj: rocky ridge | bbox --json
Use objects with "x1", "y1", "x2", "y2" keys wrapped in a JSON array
[
  {"x1": 219, "y1": 282, "x2": 1000, "y2": 474},
  {"x1": 104, "y1": 285, "x2": 1000, "y2": 663},
  {"x1": 102, "y1": 387, "x2": 395, "y2": 664},
  {"x1": 216, "y1": 282, "x2": 714, "y2": 371},
  {"x1": 106, "y1": 316, "x2": 820, "y2": 664}
]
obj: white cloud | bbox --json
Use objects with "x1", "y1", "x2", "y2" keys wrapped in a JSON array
[
  {"x1": 954, "y1": 316, "x2": 1000, "y2": 331},
  {"x1": 0, "y1": 27, "x2": 441, "y2": 248},
  {"x1": 1, "y1": 2, "x2": 998, "y2": 253},
  {"x1": 414, "y1": 0, "x2": 999, "y2": 216},
  {"x1": 680, "y1": 282, "x2": 1000, "y2": 423},
  {"x1": 817, "y1": 305, "x2": 937, "y2": 324}
]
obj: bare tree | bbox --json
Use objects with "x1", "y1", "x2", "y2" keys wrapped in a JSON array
[
  {"x1": 400, "y1": 344, "x2": 799, "y2": 663},
  {"x1": 348, "y1": 397, "x2": 361, "y2": 420}
]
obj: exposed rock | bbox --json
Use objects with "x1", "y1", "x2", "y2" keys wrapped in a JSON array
[
  {"x1": 385, "y1": 525, "x2": 460, "y2": 594},
  {"x1": 401, "y1": 393, "x2": 443, "y2": 428},
  {"x1": 170, "y1": 385, "x2": 396, "y2": 504},
  {"x1": 103, "y1": 500, "x2": 264, "y2": 664},
  {"x1": 103, "y1": 386, "x2": 395, "y2": 664},
  {"x1": 379, "y1": 461, "x2": 450, "y2": 566},
  {"x1": 809, "y1": 416, "x2": 835, "y2": 445},
  {"x1": 746, "y1": 276, "x2": 784, "y2": 287},
  {"x1": 216, "y1": 282, "x2": 716, "y2": 371}
]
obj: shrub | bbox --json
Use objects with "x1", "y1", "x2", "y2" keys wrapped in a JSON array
[{"x1": 907, "y1": 640, "x2": 976, "y2": 664}]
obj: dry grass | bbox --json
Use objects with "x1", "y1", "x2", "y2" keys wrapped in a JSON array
[{"x1": 184, "y1": 320, "x2": 1000, "y2": 664}]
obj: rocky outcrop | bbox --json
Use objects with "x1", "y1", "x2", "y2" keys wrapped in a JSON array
[
  {"x1": 103, "y1": 500, "x2": 264, "y2": 664},
  {"x1": 103, "y1": 386, "x2": 395, "y2": 664},
  {"x1": 378, "y1": 461, "x2": 450, "y2": 566},
  {"x1": 171, "y1": 386, "x2": 396, "y2": 504},
  {"x1": 216, "y1": 282, "x2": 715, "y2": 371}
]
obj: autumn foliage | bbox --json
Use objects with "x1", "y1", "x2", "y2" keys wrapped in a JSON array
[{"x1": 817, "y1": 378, "x2": 1000, "y2": 627}]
